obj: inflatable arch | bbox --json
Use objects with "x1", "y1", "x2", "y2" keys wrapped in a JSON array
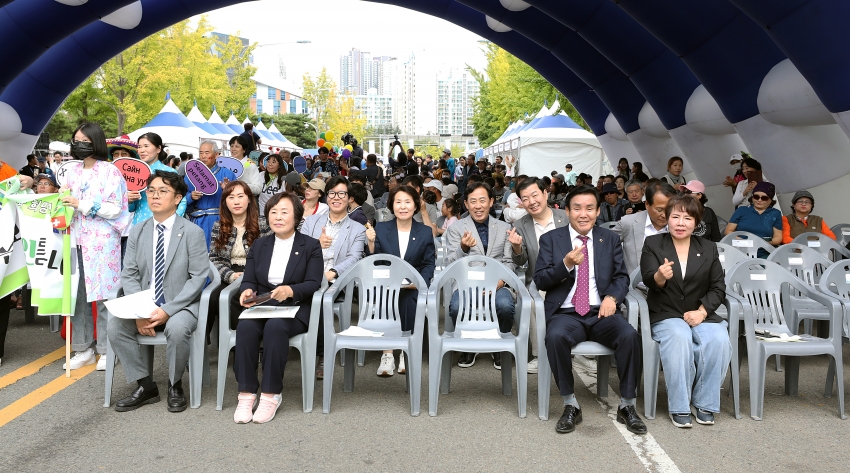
[{"x1": 1, "y1": 0, "x2": 849, "y2": 221}]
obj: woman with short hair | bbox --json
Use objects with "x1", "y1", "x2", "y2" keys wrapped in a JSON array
[
  {"x1": 661, "y1": 156, "x2": 686, "y2": 191},
  {"x1": 641, "y1": 194, "x2": 730, "y2": 428},
  {"x1": 781, "y1": 190, "x2": 836, "y2": 244}
]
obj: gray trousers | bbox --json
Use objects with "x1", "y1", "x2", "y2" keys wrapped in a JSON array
[
  {"x1": 71, "y1": 248, "x2": 108, "y2": 354},
  {"x1": 107, "y1": 309, "x2": 197, "y2": 385}
]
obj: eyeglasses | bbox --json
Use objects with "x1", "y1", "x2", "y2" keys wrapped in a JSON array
[
  {"x1": 795, "y1": 199, "x2": 812, "y2": 205},
  {"x1": 148, "y1": 189, "x2": 173, "y2": 197},
  {"x1": 752, "y1": 194, "x2": 772, "y2": 202},
  {"x1": 36, "y1": 182, "x2": 55, "y2": 187},
  {"x1": 327, "y1": 191, "x2": 348, "y2": 199}
]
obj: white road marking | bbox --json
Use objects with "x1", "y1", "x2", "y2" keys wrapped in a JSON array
[{"x1": 574, "y1": 368, "x2": 681, "y2": 473}]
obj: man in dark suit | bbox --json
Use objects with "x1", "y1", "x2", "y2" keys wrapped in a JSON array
[
  {"x1": 108, "y1": 170, "x2": 209, "y2": 413},
  {"x1": 533, "y1": 186, "x2": 646, "y2": 435},
  {"x1": 509, "y1": 178, "x2": 568, "y2": 373}
]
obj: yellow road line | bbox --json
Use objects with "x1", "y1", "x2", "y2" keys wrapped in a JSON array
[
  {"x1": 0, "y1": 347, "x2": 65, "y2": 390},
  {"x1": 0, "y1": 364, "x2": 97, "y2": 429}
]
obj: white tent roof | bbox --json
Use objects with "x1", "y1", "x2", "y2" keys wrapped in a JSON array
[
  {"x1": 127, "y1": 99, "x2": 212, "y2": 150},
  {"x1": 510, "y1": 112, "x2": 606, "y2": 179}
]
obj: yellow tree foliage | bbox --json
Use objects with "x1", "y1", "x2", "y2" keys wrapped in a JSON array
[{"x1": 303, "y1": 68, "x2": 368, "y2": 147}]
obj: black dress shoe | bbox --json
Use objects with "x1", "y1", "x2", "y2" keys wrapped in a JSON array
[
  {"x1": 167, "y1": 382, "x2": 188, "y2": 413},
  {"x1": 115, "y1": 384, "x2": 160, "y2": 412},
  {"x1": 555, "y1": 405, "x2": 582, "y2": 433},
  {"x1": 617, "y1": 405, "x2": 647, "y2": 435}
]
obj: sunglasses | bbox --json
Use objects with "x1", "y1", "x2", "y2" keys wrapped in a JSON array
[{"x1": 752, "y1": 194, "x2": 772, "y2": 202}]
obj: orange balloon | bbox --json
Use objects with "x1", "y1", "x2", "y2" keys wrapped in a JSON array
[{"x1": 317, "y1": 139, "x2": 325, "y2": 147}]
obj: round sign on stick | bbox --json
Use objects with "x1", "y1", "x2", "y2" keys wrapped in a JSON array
[
  {"x1": 113, "y1": 157, "x2": 152, "y2": 192},
  {"x1": 55, "y1": 160, "x2": 82, "y2": 188},
  {"x1": 216, "y1": 156, "x2": 244, "y2": 178},
  {"x1": 293, "y1": 156, "x2": 308, "y2": 174},
  {"x1": 185, "y1": 160, "x2": 219, "y2": 196}
]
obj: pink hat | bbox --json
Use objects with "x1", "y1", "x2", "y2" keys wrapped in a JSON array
[{"x1": 681, "y1": 180, "x2": 705, "y2": 193}]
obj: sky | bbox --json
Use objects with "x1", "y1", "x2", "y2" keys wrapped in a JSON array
[{"x1": 194, "y1": 0, "x2": 489, "y2": 94}]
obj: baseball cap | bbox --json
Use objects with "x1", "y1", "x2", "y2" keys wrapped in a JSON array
[
  {"x1": 443, "y1": 183, "x2": 458, "y2": 199},
  {"x1": 730, "y1": 153, "x2": 743, "y2": 163},
  {"x1": 37, "y1": 156, "x2": 47, "y2": 162},
  {"x1": 284, "y1": 172, "x2": 304, "y2": 188},
  {"x1": 443, "y1": 148, "x2": 451, "y2": 154},
  {"x1": 306, "y1": 178, "x2": 326, "y2": 192},
  {"x1": 423, "y1": 180, "x2": 443, "y2": 192},
  {"x1": 681, "y1": 180, "x2": 706, "y2": 193},
  {"x1": 601, "y1": 183, "x2": 619, "y2": 195},
  {"x1": 35, "y1": 172, "x2": 58, "y2": 187}
]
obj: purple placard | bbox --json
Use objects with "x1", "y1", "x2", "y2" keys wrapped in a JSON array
[
  {"x1": 185, "y1": 160, "x2": 219, "y2": 195},
  {"x1": 216, "y1": 156, "x2": 244, "y2": 178}
]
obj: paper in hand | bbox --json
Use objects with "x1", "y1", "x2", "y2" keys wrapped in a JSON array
[{"x1": 104, "y1": 290, "x2": 158, "y2": 319}]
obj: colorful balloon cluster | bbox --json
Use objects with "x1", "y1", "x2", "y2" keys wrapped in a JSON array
[{"x1": 316, "y1": 131, "x2": 338, "y2": 153}]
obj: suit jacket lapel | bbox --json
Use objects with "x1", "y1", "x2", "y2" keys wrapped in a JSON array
[
  {"x1": 139, "y1": 219, "x2": 154, "y2": 283},
  {"x1": 386, "y1": 219, "x2": 401, "y2": 257},
  {"x1": 283, "y1": 233, "x2": 305, "y2": 283},
  {"x1": 333, "y1": 218, "x2": 351, "y2": 262},
  {"x1": 659, "y1": 234, "x2": 685, "y2": 292},
  {"x1": 522, "y1": 217, "x2": 539, "y2": 257},
  {"x1": 591, "y1": 228, "x2": 602, "y2": 278},
  {"x1": 162, "y1": 217, "x2": 184, "y2": 274},
  {"x1": 684, "y1": 236, "x2": 707, "y2": 282},
  {"x1": 464, "y1": 218, "x2": 484, "y2": 254}
]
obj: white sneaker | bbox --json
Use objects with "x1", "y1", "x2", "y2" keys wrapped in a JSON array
[
  {"x1": 96, "y1": 355, "x2": 107, "y2": 371},
  {"x1": 377, "y1": 353, "x2": 395, "y2": 377},
  {"x1": 573, "y1": 355, "x2": 597, "y2": 375},
  {"x1": 398, "y1": 354, "x2": 406, "y2": 375},
  {"x1": 527, "y1": 357, "x2": 539, "y2": 374},
  {"x1": 62, "y1": 348, "x2": 95, "y2": 370}
]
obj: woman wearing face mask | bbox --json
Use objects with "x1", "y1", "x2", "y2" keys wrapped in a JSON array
[
  {"x1": 129, "y1": 132, "x2": 187, "y2": 227},
  {"x1": 661, "y1": 157, "x2": 686, "y2": 191},
  {"x1": 364, "y1": 185, "x2": 436, "y2": 377},
  {"x1": 60, "y1": 123, "x2": 131, "y2": 371}
]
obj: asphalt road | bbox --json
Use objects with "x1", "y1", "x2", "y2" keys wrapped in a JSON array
[{"x1": 1, "y1": 311, "x2": 848, "y2": 472}]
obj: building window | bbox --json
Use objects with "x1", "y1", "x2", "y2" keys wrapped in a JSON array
[
  {"x1": 290, "y1": 99, "x2": 296, "y2": 113},
  {"x1": 256, "y1": 101, "x2": 263, "y2": 114},
  {"x1": 267, "y1": 87, "x2": 276, "y2": 100},
  {"x1": 302, "y1": 101, "x2": 308, "y2": 114},
  {"x1": 251, "y1": 91, "x2": 257, "y2": 99},
  {"x1": 273, "y1": 100, "x2": 281, "y2": 115}
]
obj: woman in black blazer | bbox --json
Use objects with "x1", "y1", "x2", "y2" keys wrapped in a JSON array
[
  {"x1": 233, "y1": 192, "x2": 323, "y2": 424},
  {"x1": 365, "y1": 185, "x2": 436, "y2": 377},
  {"x1": 640, "y1": 195, "x2": 731, "y2": 429}
]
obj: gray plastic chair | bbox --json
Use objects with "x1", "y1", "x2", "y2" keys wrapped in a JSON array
[
  {"x1": 767, "y1": 243, "x2": 833, "y2": 335},
  {"x1": 104, "y1": 261, "x2": 218, "y2": 409},
  {"x1": 792, "y1": 232, "x2": 850, "y2": 262},
  {"x1": 599, "y1": 221, "x2": 619, "y2": 230},
  {"x1": 375, "y1": 208, "x2": 393, "y2": 223},
  {"x1": 322, "y1": 254, "x2": 427, "y2": 416},
  {"x1": 716, "y1": 242, "x2": 751, "y2": 274},
  {"x1": 725, "y1": 259, "x2": 845, "y2": 420},
  {"x1": 830, "y1": 223, "x2": 850, "y2": 247},
  {"x1": 534, "y1": 267, "x2": 641, "y2": 420},
  {"x1": 428, "y1": 255, "x2": 531, "y2": 417},
  {"x1": 720, "y1": 231, "x2": 776, "y2": 259},
  {"x1": 216, "y1": 277, "x2": 325, "y2": 413},
  {"x1": 817, "y1": 261, "x2": 850, "y2": 397}
]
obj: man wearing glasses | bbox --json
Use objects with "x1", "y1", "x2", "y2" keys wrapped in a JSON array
[
  {"x1": 35, "y1": 173, "x2": 59, "y2": 194},
  {"x1": 299, "y1": 175, "x2": 366, "y2": 379}
]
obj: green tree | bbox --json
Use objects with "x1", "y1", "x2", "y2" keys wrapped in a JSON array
[{"x1": 469, "y1": 43, "x2": 587, "y2": 147}]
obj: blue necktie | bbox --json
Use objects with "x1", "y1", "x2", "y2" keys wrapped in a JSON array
[{"x1": 154, "y1": 223, "x2": 166, "y2": 306}]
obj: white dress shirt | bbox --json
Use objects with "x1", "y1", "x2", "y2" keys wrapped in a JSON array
[
  {"x1": 644, "y1": 212, "x2": 668, "y2": 238},
  {"x1": 398, "y1": 230, "x2": 410, "y2": 259},
  {"x1": 149, "y1": 213, "x2": 177, "y2": 293},
  {"x1": 561, "y1": 225, "x2": 601, "y2": 309},
  {"x1": 268, "y1": 233, "x2": 295, "y2": 285},
  {"x1": 532, "y1": 210, "x2": 555, "y2": 243}
]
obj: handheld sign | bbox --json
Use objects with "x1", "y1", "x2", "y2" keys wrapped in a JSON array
[
  {"x1": 216, "y1": 156, "x2": 244, "y2": 178},
  {"x1": 293, "y1": 156, "x2": 308, "y2": 174},
  {"x1": 247, "y1": 150, "x2": 262, "y2": 166},
  {"x1": 185, "y1": 160, "x2": 219, "y2": 196},
  {"x1": 113, "y1": 158, "x2": 152, "y2": 192},
  {"x1": 55, "y1": 160, "x2": 82, "y2": 188}
]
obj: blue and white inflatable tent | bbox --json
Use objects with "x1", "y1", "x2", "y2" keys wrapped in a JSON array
[{"x1": 1, "y1": 0, "x2": 850, "y2": 221}]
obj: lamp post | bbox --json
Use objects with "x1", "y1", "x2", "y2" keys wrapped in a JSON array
[
  {"x1": 304, "y1": 122, "x2": 319, "y2": 142},
  {"x1": 253, "y1": 40, "x2": 311, "y2": 81}
]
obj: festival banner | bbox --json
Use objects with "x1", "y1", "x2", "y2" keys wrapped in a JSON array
[
  {"x1": 0, "y1": 181, "x2": 29, "y2": 298},
  {"x1": 113, "y1": 157, "x2": 152, "y2": 192}
]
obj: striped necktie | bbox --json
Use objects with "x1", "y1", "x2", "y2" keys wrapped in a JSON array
[
  {"x1": 572, "y1": 235, "x2": 590, "y2": 316},
  {"x1": 154, "y1": 223, "x2": 166, "y2": 306}
]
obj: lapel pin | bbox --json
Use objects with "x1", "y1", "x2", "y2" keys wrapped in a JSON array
[
  {"x1": 177, "y1": 234, "x2": 181, "y2": 237},
  {"x1": 295, "y1": 252, "x2": 299, "y2": 255},
  {"x1": 412, "y1": 237, "x2": 416, "y2": 240},
  {"x1": 599, "y1": 239, "x2": 603, "y2": 242},
  {"x1": 697, "y1": 253, "x2": 700, "y2": 257}
]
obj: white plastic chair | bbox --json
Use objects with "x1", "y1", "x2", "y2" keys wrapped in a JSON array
[
  {"x1": 720, "y1": 231, "x2": 776, "y2": 258},
  {"x1": 830, "y1": 223, "x2": 850, "y2": 247},
  {"x1": 104, "y1": 262, "x2": 218, "y2": 409},
  {"x1": 428, "y1": 255, "x2": 531, "y2": 417},
  {"x1": 215, "y1": 277, "x2": 326, "y2": 413},
  {"x1": 322, "y1": 254, "x2": 428, "y2": 416},
  {"x1": 766, "y1": 243, "x2": 833, "y2": 334},
  {"x1": 818, "y1": 261, "x2": 850, "y2": 397},
  {"x1": 725, "y1": 259, "x2": 845, "y2": 420},
  {"x1": 792, "y1": 232, "x2": 850, "y2": 262}
]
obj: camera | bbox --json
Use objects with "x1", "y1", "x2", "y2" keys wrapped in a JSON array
[{"x1": 422, "y1": 189, "x2": 437, "y2": 205}]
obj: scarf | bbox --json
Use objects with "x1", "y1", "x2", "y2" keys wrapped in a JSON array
[{"x1": 664, "y1": 173, "x2": 686, "y2": 186}]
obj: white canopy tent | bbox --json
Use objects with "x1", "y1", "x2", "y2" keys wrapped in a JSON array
[{"x1": 128, "y1": 99, "x2": 212, "y2": 156}]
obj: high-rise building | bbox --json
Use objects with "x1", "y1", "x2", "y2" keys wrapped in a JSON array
[
  {"x1": 339, "y1": 48, "x2": 372, "y2": 96},
  {"x1": 436, "y1": 68, "x2": 479, "y2": 135},
  {"x1": 354, "y1": 88, "x2": 394, "y2": 130},
  {"x1": 393, "y1": 52, "x2": 437, "y2": 135},
  {"x1": 370, "y1": 56, "x2": 397, "y2": 95}
]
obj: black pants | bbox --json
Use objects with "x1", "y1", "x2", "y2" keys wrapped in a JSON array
[
  {"x1": 0, "y1": 294, "x2": 10, "y2": 358},
  {"x1": 234, "y1": 317, "x2": 307, "y2": 394},
  {"x1": 206, "y1": 282, "x2": 244, "y2": 344},
  {"x1": 545, "y1": 307, "x2": 641, "y2": 398}
]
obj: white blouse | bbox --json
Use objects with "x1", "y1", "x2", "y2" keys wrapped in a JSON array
[
  {"x1": 268, "y1": 234, "x2": 295, "y2": 285},
  {"x1": 398, "y1": 230, "x2": 410, "y2": 259}
]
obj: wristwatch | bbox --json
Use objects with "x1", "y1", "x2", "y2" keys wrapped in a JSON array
[{"x1": 604, "y1": 295, "x2": 618, "y2": 304}]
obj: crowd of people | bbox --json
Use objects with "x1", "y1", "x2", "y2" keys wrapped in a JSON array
[{"x1": 0, "y1": 126, "x2": 844, "y2": 432}]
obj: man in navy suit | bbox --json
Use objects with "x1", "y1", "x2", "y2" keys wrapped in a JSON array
[{"x1": 533, "y1": 186, "x2": 645, "y2": 435}]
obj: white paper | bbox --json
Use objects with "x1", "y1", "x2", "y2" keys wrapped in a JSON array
[
  {"x1": 732, "y1": 240, "x2": 753, "y2": 247},
  {"x1": 719, "y1": 255, "x2": 726, "y2": 262},
  {"x1": 373, "y1": 269, "x2": 390, "y2": 279},
  {"x1": 239, "y1": 306, "x2": 299, "y2": 319},
  {"x1": 757, "y1": 333, "x2": 802, "y2": 342},
  {"x1": 750, "y1": 274, "x2": 767, "y2": 280},
  {"x1": 788, "y1": 257, "x2": 803, "y2": 266},
  {"x1": 807, "y1": 241, "x2": 821, "y2": 248},
  {"x1": 104, "y1": 290, "x2": 158, "y2": 319},
  {"x1": 460, "y1": 328, "x2": 501, "y2": 339},
  {"x1": 845, "y1": 274, "x2": 850, "y2": 284},
  {"x1": 468, "y1": 270, "x2": 485, "y2": 280},
  {"x1": 339, "y1": 326, "x2": 384, "y2": 337}
]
